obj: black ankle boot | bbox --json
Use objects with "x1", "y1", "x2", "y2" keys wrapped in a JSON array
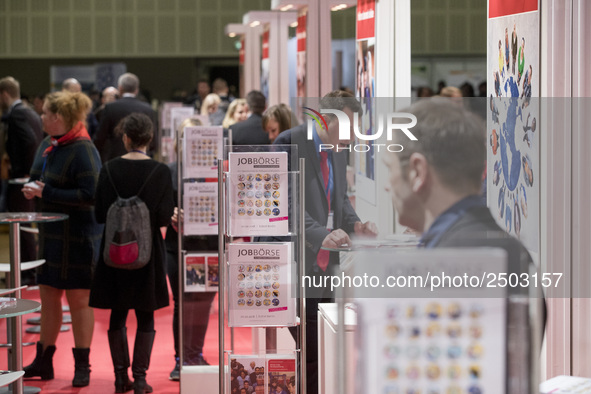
[
  {"x1": 169, "y1": 357, "x2": 180, "y2": 381},
  {"x1": 72, "y1": 348, "x2": 91, "y2": 387},
  {"x1": 132, "y1": 331, "x2": 155, "y2": 394},
  {"x1": 108, "y1": 327, "x2": 134, "y2": 393},
  {"x1": 24, "y1": 342, "x2": 56, "y2": 380}
]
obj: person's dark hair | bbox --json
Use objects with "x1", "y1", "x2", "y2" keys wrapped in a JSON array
[
  {"x1": 246, "y1": 90, "x2": 266, "y2": 115},
  {"x1": 460, "y1": 82, "x2": 475, "y2": 97},
  {"x1": 393, "y1": 98, "x2": 486, "y2": 194},
  {"x1": 115, "y1": 113, "x2": 153, "y2": 149},
  {"x1": 417, "y1": 86, "x2": 433, "y2": 97},
  {"x1": 212, "y1": 78, "x2": 228, "y2": 93},
  {"x1": 319, "y1": 89, "x2": 362, "y2": 115},
  {"x1": 118, "y1": 73, "x2": 140, "y2": 94}
]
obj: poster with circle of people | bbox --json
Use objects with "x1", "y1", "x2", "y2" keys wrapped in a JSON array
[
  {"x1": 227, "y1": 243, "x2": 295, "y2": 328},
  {"x1": 487, "y1": 0, "x2": 539, "y2": 255},
  {"x1": 228, "y1": 152, "x2": 289, "y2": 237},
  {"x1": 356, "y1": 297, "x2": 506, "y2": 394}
]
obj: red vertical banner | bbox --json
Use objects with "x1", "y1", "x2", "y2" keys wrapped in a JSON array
[
  {"x1": 239, "y1": 37, "x2": 245, "y2": 65},
  {"x1": 354, "y1": 0, "x2": 377, "y2": 190},
  {"x1": 239, "y1": 37, "x2": 245, "y2": 97},
  {"x1": 356, "y1": 0, "x2": 375, "y2": 41},
  {"x1": 262, "y1": 30, "x2": 270, "y2": 60},
  {"x1": 296, "y1": 11, "x2": 307, "y2": 98},
  {"x1": 261, "y1": 29, "x2": 270, "y2": 99}
]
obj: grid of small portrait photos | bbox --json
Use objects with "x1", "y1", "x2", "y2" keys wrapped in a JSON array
[
  {"x1": 182, "y1": 126, "x2": 223, "y2": 179},
  {"x1": 183, "y1": 182, "x2": 218, "y2": 235},
  {"x1": 184, "y1": 253, "x2": 219, "y2": 292},
  {"x1": 356, "y1": 298, "x2": 506, "y2": 394},
  {"x1": 229, "y1": 355, "x2": 296, "y2": 394},
  {"x1": 228, "y1": 152, "x2": 289, "y2": 237},
  {"x1": 228, "y1": 243, "x2": 295, "y2": 327}
]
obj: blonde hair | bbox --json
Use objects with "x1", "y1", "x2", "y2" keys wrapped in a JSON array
[
  {"x1": 45, "y1": 91, "x2": 92, "y2": 131},
  {"x1": 175, "y1": 117, "x2": 203, "y2": 153},
  {"x1": 439, "y1": 86, "x2": 462, "y2": 98},
  {"x1": 200, "y1": 93, "x2": 221, "y2": 116},
  {"x1": 222, "y1": 98, "x2": 247, "y2": 128}
]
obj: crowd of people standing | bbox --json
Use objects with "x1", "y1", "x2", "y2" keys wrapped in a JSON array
[{"x1": 0, "y1": 71, "x2": 299, "y2": 392}]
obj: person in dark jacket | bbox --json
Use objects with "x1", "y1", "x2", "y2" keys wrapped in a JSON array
[
  {"x1": 93, "y1": 73, "x2": 158, "y2": 162},
  {"x1": 22, "y1": 91, "x2": 102, "y2": 387},
  {"x1": 0, "y1": 76, "x2": 44, "y2": 284},
  {"x1": 90, "y1": 113, "x2": 174, "y2": 394},
  {"x1": 228, "y1": 90, "x2": 270, "y2": 145}
]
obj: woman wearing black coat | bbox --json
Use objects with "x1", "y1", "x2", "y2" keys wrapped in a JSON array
[{"x1": 90, "y1": 113, "x2": 174, "y2": 394}]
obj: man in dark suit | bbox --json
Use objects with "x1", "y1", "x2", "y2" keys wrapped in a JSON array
[
  {"x1": 93, "y1": 73, "x2": 158, "y2": 162},
  {"x1": 0, "y1": 77, "x2": 43, "y2": 189},
  {"x1": 274, "y1": 90, "x2": 377, "y2": 394},
  {"x1": 0, "y1": 76, "x2": 44, "y2": 281},
  {"x1": 229, "y1": 90, "x2": 270, "y2": 145}
]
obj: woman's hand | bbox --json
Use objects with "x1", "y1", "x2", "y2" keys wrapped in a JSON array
[
  {"x1": 171, "y1": 207, "x2": 183, "y2": 231},
  {"x1": 22, "y1": 181, "x2": 45, "y2": 200}
]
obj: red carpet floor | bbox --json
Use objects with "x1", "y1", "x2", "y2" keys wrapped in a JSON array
[{"x1": 0, "y1": 288, "x2": 252, "y2": 393}]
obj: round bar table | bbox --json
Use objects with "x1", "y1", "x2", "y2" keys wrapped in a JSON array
[{"x1": 0, "y1": 213, "x2": 68, "y2": 394}]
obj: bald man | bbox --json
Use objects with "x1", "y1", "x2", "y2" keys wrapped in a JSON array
[
  {"x1": 94, "y1": 86, "x2": 119, "y2": 123},
  {"x1": 62, "y1": 78, "x2": 82, "y2": 93}
]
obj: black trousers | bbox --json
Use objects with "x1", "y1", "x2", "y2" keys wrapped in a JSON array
[{"x1": 166, "y1": 250, "x2": 216, "y2": 363}]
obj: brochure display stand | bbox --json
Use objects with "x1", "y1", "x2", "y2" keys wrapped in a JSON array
[
  {"x1": 177, "y1": 125, "x2": 224, "y2": 393},
  {"x1": 332, "y1": 247, "x2": 542, "y2": 394},
  {"x1": 218, "y1": 145, "x2": 305, "y2": 394}
]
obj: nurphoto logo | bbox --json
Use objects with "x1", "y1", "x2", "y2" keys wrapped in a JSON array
[{"x1": 303, "y1": 107, "x2": 418, "y2": 152}]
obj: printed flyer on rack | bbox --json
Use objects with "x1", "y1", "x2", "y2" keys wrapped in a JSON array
[
  {"x1": 228, "y1": 151, "x2": 289, "y2": 236},
  {"x1": 228, "y1": 243, "x2": 295, "y2": 327},
  {"x1": 229, "y1": 355, "x2": 296, "y2": 394},
  {"x1": 183, "y1": 182, "x2": 218, "y2": 235},
  {"x1": 182, "y1": 126, "x2": 223, "y2": 179}
]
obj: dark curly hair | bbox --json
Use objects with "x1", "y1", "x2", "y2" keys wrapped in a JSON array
[{"x1": 115, "y1": 112, "x2": 153, "y2": 149}]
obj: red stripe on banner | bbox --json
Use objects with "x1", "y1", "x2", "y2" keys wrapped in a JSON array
[
  {"x1": 489, "y1": 0, "x2": 538, "y2": 18},
  {"x1": 297, "y1": 13, "x2": 306, "y2": 52},
  {"x1": 356, "y1": 0, "x2": 375, "y2": 40},
  {"x1": 262, "y1": 30, "x2": 270, "y2": 59}
]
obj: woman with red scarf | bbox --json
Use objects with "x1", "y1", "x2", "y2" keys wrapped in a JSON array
[{"x1": 22, "y1": 91, "x2": 102, "y2": 387}]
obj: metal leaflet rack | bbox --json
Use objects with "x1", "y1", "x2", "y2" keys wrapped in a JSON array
[
  {"x1": 217, "y1": 157, "x2": 306, "y2": 394},
  {"x1": 176, "y1": 127, "x2": 227, "y2": 391}
]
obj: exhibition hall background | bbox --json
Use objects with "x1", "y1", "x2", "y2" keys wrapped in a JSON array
[{"x1": 0, "y1": 0, "x2": 486, "y2": 100}]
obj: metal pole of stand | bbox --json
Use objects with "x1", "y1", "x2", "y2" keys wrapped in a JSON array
[
  {"x1": 177, "y1": 131, "x2": 184, "y2": 385},
  {"x1": 298, "y1": 158, "x2": 306, "y2": 394},
  {"x1": 265, "y1": 327, "x2": 277, "y2": 354},
  {"x1": 218, "y1": 165, "x2": 225, "y2": 394},
  {"x1": 9, "y1": 222, "x2": 24, "y2": 394},
  {"x1": 337, "y1": 293, "x2": 346, "y2": 394}
]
